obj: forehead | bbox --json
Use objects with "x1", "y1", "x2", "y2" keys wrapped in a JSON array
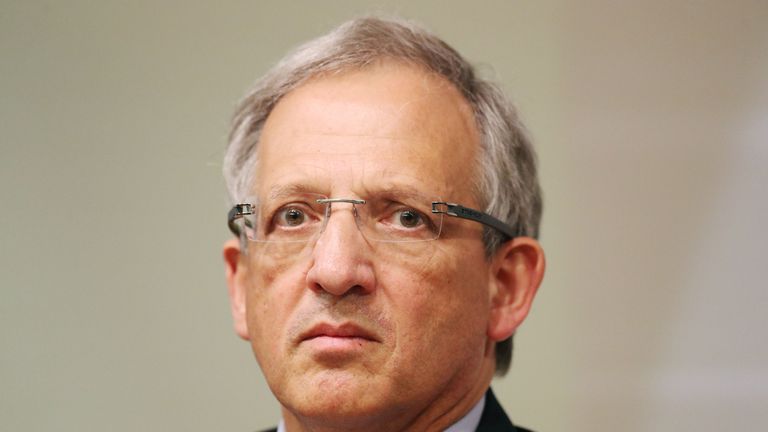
[{"x1": 255, "y1": 62, "x2": 481, "y2": 202}]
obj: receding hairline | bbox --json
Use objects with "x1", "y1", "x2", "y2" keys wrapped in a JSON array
[{"x1": 252, "y1": 59, "x2": 485, "y2": 201}]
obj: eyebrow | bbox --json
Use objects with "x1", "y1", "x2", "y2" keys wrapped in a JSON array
[
  {"x1": 265, "y1": 183, "x2": 439, "y2": 202},
  {"x1": 363, "y1": 185, "x2": 437, "y2": 203},
  {"x1": 267, "y1": 183, "x2": 320, "y2": 200}
]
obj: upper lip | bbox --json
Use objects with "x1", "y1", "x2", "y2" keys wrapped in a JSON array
[{"x1": 299, "y1": 322, "x2": 379, "y2": 342}]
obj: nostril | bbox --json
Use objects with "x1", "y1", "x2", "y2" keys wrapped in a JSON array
[{"x1": 347, "y1": 285, "x2": 367, "y2": 296}]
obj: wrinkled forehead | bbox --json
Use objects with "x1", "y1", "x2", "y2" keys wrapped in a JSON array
[{"x1": 254, "y1": 62, "x2": 481, "y2": 203}]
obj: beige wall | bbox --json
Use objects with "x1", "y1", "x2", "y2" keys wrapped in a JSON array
[{"x1": 2, "y1": 1, "x2": 766, "y2": 430}]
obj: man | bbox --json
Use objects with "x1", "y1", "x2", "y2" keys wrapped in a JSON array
[{"x1": 222, "y1": 16, "x2": 545, "y2": 432}]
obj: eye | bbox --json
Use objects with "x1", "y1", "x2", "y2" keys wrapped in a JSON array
[
  {"x1": 274, "y1": 206, "x2": 307, "y2": 227},
  {"x1": 395, "y1": 208, "x2": 425, "y2": 228}
]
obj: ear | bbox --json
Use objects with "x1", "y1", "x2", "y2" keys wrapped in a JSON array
[
  {"x1": 223, "y1": 238, "x2": 250, "y2": 340},
  {"x1": 486, "y1": 237, "x2": 545, "y2": 341}
]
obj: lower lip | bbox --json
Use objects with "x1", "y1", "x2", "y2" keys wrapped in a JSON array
[{"x1": 302, "y1": 335, "x2": 374, "y2": 353}]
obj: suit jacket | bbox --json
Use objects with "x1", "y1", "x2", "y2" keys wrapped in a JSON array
[
  {"x1": 260, "y1": 388, "x2": 533, "y2": 432},
  {"x1": 477, "y1": 389, "x2": 533, "y2": 432}
]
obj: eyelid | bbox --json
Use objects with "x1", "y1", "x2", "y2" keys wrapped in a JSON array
[
  {"x1": 270, "y1": 202, "x2": 323, "y2": 225},
  {"x1": 378, "y1": 206, "x2": 435, "y2": 231}
]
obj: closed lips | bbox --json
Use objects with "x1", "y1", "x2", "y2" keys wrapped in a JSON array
[{"x1": 299, "y1": 322, "x2": 379, "y2": 342}]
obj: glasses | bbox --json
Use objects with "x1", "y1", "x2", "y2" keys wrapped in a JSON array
[{"x1": 227, "y1": 192, "x2": 518, "y2": 245}]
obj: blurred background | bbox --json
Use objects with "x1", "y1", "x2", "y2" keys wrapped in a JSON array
[{"x1": 2, "y1": 1, "x2": 767, "y2": 431}]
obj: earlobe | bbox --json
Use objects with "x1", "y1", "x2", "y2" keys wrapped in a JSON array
[
  {"x1": 486, "y1": 237, "x2": 545, "y2": 341},
  {"x1": 223, "y1": 238, "x2": 250, "y2": 340}
]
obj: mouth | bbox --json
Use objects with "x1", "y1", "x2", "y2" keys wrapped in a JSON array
[
  {"x1": 296, "y1": 321, "x2": 383, "y2": 362},
  {"x1": 299, "y1": 322, "x2": 379, "y2": 343}
]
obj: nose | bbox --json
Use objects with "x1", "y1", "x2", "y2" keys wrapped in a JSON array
[{"x1": 305, "y1": 204, "x2": 376, "y2": 297}]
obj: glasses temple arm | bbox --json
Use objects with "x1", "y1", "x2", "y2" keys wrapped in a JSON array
[{"x1": 432, "y1": 202, "x2": 518, "y2": 239}]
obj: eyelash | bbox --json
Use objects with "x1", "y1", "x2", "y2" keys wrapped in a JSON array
[{"x1": 271, "y1": 204, "x2": 321, "y2": 228}]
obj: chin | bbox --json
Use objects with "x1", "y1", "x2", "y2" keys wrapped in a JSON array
[{"x1": 279, "y1": 369, "x2": 397, "y2": 424}]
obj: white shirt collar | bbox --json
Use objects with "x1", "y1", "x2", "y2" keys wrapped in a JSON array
[
  {"x1": 275, "y1": 394, "x2": 485, "y2": 432},
  {"x1": 444, "y1": 394, "x2": 486, "y2": 432}
]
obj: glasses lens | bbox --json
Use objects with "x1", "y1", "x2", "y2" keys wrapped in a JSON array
[
  {"x1": 239, "y1": 192, "x2": 444, "y2": 244},
  {"x1": 243, "y1": 193, "x2": 328, "y2": 243},
  {"x1": 354, "y1": 196, "x2": 443, "y2": 242}
]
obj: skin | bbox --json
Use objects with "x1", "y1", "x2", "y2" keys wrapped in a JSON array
[{"x1": 224, "y1": 62, "x2": 545, "y2": 432}]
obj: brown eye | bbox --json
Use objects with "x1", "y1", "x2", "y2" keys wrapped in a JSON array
[
  {"x1": 397, "y1": 209, "x2": 423, "y2": 228},
  {"x1": 276, "y1": 207, "x2": 306, "y2": 227}
]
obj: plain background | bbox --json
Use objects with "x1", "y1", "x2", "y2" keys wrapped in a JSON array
[{"x1": 2, "y1": 1, "x2": 767, "y2": 431}]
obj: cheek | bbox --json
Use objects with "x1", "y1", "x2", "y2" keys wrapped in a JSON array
[
  {"x1": 383, "y1": 243, "x2": 490, "y2": 360},
  {"x1": 415, "y1": 242, "x2": 490, "y2": 307},
  {"x1": 244, "y1": 249, "x2": 309, "y2": 357}
]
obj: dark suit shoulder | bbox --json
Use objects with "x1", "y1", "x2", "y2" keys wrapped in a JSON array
[{"x1": 476, "y1": 388, "x2": 535, "y2": 432}]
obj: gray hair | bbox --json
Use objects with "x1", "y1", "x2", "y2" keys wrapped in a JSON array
[{"x1": 223, "y1": 16, "x2": 542, "y2": 375}]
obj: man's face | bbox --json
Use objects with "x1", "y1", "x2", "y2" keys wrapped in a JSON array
[{"x1": 232, "y1": 63, "x2": 499, "y2": 426}]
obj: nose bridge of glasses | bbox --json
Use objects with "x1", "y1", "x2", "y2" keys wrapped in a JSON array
[{"x1": 317, "y1": 198, "x2": 368, "y2": 235}]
